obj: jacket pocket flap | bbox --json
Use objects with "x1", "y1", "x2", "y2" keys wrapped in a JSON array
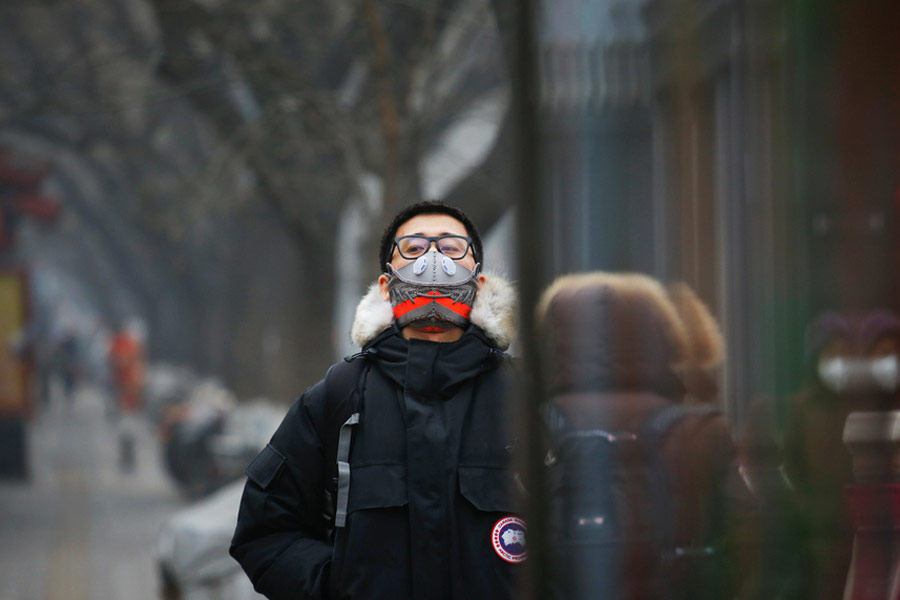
[
  {"x1": 348, "y1": 464, "x2": 408, "y2": 512},
  {"x1": 246, "y1": 444, "x2": 286, "y2": 490},
  {"x1": 458, "y1": 466, "x2": 517, "y2": 513}
]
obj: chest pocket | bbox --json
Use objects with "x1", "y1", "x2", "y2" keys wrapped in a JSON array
[
  {"x1": 331, "y1": 463, "x2": 411, "y2": 583},
  {"x1": 348, "y1": 463, "x2": 408, "y2": 513},
  {"x1": 458, "y1": 466, "x2": 519, "y2": 513}
]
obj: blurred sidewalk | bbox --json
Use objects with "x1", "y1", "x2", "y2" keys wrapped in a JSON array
[{"x1": 0, "y1": 387, "x2": 186, "y2": 600}]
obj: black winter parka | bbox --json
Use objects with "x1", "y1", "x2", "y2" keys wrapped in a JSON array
[{"x1": 230, "y1": 322, "x2": 522, "y2": 600}]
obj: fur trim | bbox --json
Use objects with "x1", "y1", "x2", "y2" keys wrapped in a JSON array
[
  {"x1": 667, "y1": 282, "x2": 725, "y2": 369},
  {"x1": 350, "y1": 272, "x2": 518, "y2": 350},
  {"x1": 469, "y1": 273, "x2": 518, "y2": 350},
  {"x1": 350, "y1": 282, "x2": 396, "y2": 349},
  {"x1": 536, "y1": 271, "x2": 691, "y2": 369}
]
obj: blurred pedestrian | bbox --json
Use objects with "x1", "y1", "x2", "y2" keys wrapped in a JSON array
[
  {"x1": 12, "y1": 316, "x2": 55, "y2": 408},
  {"x1": 783, "y1": 310, "x2": 900, "y2": 599},
  {"x1": 231, "y1": 201, "x2": 519, "y2": 599},
  {"x1": 537, "y1": 272, "x2": 756, "y2": 600},
  {"x1": 109, "y1": 321, "x2": 144, "y2": 412},
  {"x1": 52, "y1": 330, "x2": 79, "y2": 403},
  {"x1": 108, "y1": 319, "x2": 146, "y2": 472}
]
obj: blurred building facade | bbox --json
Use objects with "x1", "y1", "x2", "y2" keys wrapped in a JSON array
[{"x1": 531, "y1": 0, "x2": 900, "y2": 425}]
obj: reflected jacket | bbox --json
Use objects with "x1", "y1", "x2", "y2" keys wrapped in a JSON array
[{"x1": 230, "y1": 275, "x2": 519, "y2": 600}]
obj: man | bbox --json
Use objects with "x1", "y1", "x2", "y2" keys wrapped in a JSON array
[{"x1": 231, "y1": 201, "x2": 519, "y2": 600}]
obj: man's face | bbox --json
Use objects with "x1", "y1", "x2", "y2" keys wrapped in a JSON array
[{"x1": 378, "y1": 213, "x2": 484, "y2": 342}]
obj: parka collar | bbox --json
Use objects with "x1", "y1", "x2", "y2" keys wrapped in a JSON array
[{"x1": 365, "y1": 324, "x2": 505, "y2": 396}]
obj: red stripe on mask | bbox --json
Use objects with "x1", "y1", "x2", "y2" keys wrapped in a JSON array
[{"x1": 392, "y1": 293, "x2": 472, "y2": 320}]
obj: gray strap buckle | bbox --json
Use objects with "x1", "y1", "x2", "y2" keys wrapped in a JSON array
[{"x1": 334, "y1": 412, "x2": 360, "y2": 528}]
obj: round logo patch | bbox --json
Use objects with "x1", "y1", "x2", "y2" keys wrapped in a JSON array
[{"x1": 491, "y1": 516, "x2": 527, "y2": 563}]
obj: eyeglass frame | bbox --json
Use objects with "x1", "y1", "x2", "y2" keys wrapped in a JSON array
[{"x1": 391, "y1": 234, "x2": 473, "y2": 261}]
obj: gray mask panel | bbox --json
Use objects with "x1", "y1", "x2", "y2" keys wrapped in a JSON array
[{"x1": 386, "y1": 250, "x2": 480, "y2": 329}]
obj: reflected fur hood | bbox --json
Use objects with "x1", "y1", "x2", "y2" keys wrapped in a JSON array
[
  {"x1": 537, "y1": 271, "x2": 689, "y2": 397},
  {"x1": 350, "y1": 272, "x2": 517, "y2": 350},
  {"x1": 667, "y1": 281, "x2": 724, "y2": 370}
]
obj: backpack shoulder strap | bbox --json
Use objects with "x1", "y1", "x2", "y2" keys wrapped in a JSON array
[
  {"x1": 637, "y1": 403, "x2": 720, "y2": 554},
  {"x1": 322, "y1": 352, "x2": 371, "y2": 526},
  {"x1": 324, "y1": 353, "x2": 370, "y2": 413},
  {"x1": 642, "y1": 403, "x2": 720, "y2": 450}
]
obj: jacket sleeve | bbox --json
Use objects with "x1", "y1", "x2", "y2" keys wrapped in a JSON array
[
  {"x1": 230, "y1": 380, "x2": 333, "y2": 600},
  {"x1": 704, "y1": 415, "x2": 762, "y2": 599}
]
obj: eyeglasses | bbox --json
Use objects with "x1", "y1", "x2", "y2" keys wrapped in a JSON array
[{"x1": 392, "y1": 235, "x2": 472, "y2": 260}]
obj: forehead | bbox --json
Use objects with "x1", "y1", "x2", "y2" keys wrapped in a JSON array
[
  {"x1": 819, "y1": 339, "x2": 850, "y2": 359},
  {"x1": 870, "y1": 335, "x2": 900, "y2": 356},
  {"x1": 395, "y1": 213, "x2": 468, "y2": 238}
]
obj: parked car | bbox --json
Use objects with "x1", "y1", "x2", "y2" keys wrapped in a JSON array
[
  {"x1": 207, "y1": 398, "x2": 284, "y2": 484},
  {"x1": 159, "y1": 379, "x2": 236, "y2": 498},
  {"x1": 157, "y1": 479, "x2": 263, "y2": 600}
]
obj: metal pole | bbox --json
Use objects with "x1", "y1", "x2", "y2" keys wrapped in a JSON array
[{"x1": 511, "y1": 1, "x2": 550, "y2": 598}]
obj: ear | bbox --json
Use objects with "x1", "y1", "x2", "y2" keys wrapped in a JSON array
[
  {"x1": 477, "y1": 273, "x2": 486, "y2": 290},
  {"x1": 378, "y1": 273, "x2": 391, "y2": 301}
]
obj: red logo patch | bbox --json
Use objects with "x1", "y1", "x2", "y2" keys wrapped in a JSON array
[{"x1": 491, "y1": 516, "x2": 527, "y2": 563}]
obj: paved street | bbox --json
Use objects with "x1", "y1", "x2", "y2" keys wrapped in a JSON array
[{"x1": 0, "y1": 388, "x2": 187, "y2": 600}]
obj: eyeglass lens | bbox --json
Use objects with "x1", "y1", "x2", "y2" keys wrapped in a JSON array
[{"x1": 396, "y1": 235, "x2": 469, "y2": 259}]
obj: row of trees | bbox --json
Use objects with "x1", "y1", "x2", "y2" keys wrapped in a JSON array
[{"x1": 0, "y1": 0, "x2": 515, "y2": 399}]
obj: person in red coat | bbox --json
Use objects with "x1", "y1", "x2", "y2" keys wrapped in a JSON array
[
  {"x1": 108, "y1": 321, "x2": 146, "y2": 472},
  {"x1": 108, "y1": 324, "x2": 144, "y2": 414}
]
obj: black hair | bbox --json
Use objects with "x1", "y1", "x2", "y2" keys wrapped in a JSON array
[{"x1": 378, "y1": 200, "x2": 483, "y2": 272}]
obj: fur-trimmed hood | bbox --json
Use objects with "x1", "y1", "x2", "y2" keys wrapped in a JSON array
[
  {"x1": 350, "y1": 272, "x2": 517, "y2": 350},
  {"x1": 537, "y1": 271, "x2": 689, "y2": 397},
  {"x1": 667, "y1": 281, "x2": 724, "y2": 370},
  {"x1": 666, "y1": 281, "x2": 725, "y2": 404}
]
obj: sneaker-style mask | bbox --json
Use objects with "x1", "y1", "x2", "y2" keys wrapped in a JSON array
[{"x1": 386, "y1": 250, "x2": 480, "y2": 329}]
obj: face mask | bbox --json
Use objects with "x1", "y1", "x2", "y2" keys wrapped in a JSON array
[
  {"x1": 386, "y1": 250, "x2": 480, "y2": 329},
  {"x1": 817, "y1": 356, "x2": 900, "y2": 394},
  {"x1": 871, "y1": 355, "x2": 900, "y2": 393}
]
